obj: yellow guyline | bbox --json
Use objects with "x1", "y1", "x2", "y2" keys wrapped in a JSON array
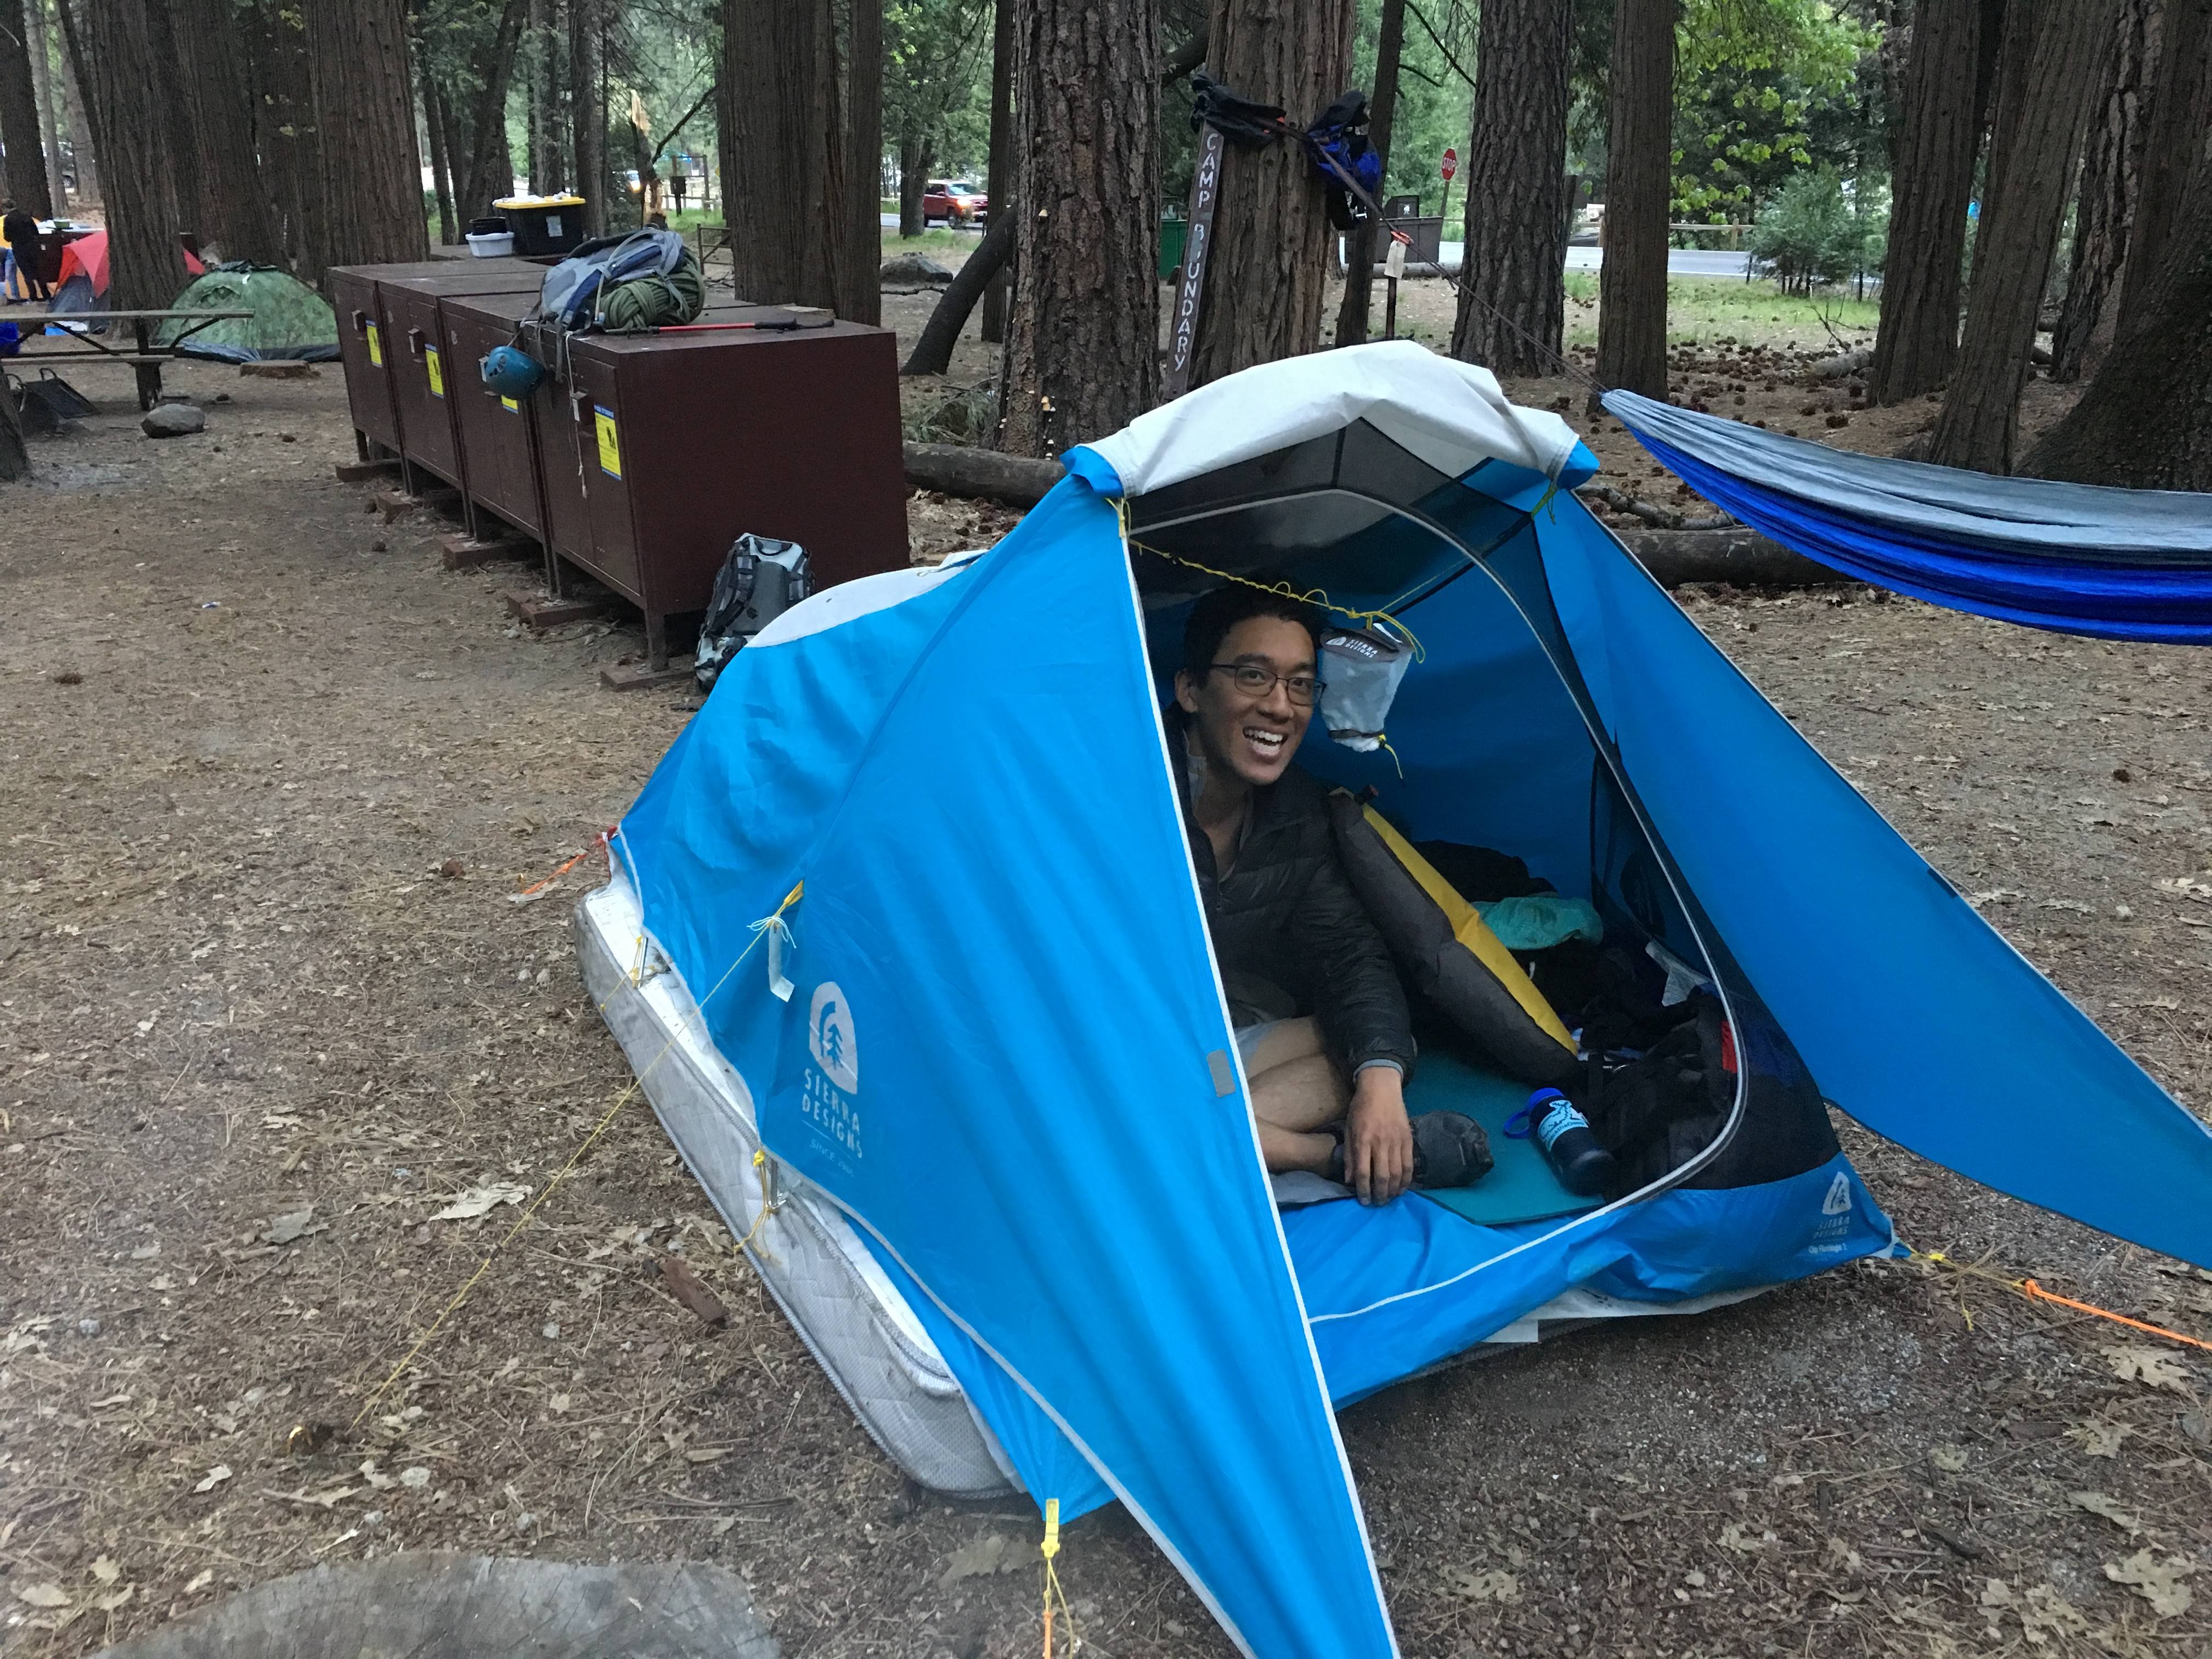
[
  {"x1": 341, "y1": 872, "x2": 806, "y2": 1432},
  {"x1": 1113, "y1": 499, "x2": 1427, "y2": 662}
]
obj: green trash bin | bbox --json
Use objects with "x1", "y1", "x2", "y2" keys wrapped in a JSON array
[{"x1": 1158, "y1": 216, "x2": 1189, "y2": 280}]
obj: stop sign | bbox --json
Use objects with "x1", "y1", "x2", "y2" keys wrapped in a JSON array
[{"x1": 1441, "y1": 147, "x2": 1458, "y2": 181}]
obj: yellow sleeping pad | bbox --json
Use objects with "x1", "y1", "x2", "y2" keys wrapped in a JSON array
[{"x1": 1329, "y1": 794, "x2": 1581, "y2": 1086}]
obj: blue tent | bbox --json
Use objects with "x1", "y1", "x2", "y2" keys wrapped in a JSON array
[{"x1": 595, "y1": 343, "x2": 2212, "y2": 1658}]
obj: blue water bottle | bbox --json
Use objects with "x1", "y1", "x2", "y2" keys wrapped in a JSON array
[{"x1": 1516, "y1": 1088, "x2": 1617, "y2": 1197}]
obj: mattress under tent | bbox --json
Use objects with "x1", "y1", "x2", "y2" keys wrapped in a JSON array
[{"x1": 588, "y1": 343, "x2": 2212, "y2": 1659}]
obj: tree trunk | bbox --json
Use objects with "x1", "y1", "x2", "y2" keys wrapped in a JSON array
[
  {"x1": 1590, "y1": 0, "x2": 1673, "y2": 404},
  {"x1": 245, "y1": 0, "x2": 324, "y2": 275},
  {"x1": 455, "y1": 0, "x2": 527, "y2": 221},
  {"x1": 0, "y1": 365, "x2": 30, "y2": 479},
  {"x1": 1451, "y1": 0, "x2": 1569, "y2": 374},
  {"x1": 2118, "y1": 0, "x2": 2211, "y2": 338},
  {"x1": 719, "y1": 0, "x2": 850, "y2": 310},
  {"x1": 979, "y1": 0, "x2": 1013, "y2": 343},
  {"x1": 175, "y1": 0, "x2": 283, "y2": 263},
  {"x1": 143, "y1": 0, "x2": 208, "y2": 240},
  {"x1": 1334, "y1": 0, "x2": 1404, "y2": 348},
  {"x1": 56, "y1": 5, "x2": 92, "y2": 202},
  {"x1": 996, "y1": 0, "x2": 1157, "y2": 453},
  {"x1": 422, "y1": 50, "x2": 457, "y2": 244},
  {"x1": 527, "y1": 0, "x2": 552, "y2": 190},
  {"x1": 2019, "y1": 136, "x2": 2211, "y2": 488},
  {"x1": 843, "y1": 0, "x2": 882, "y2": 325},
  {"x1": 30, "y1": 0, "x2": 64, "y2": 210},
  {"x1": 0, "y1": 0, "x2": 53, "y2": 216},
  {"x1": 303, "y1": 0, "x2": 427, "y2": 281},
  {"x1": 78, "y1": 0, "x2": 183, "y2": 309},
  {"x1": 898, "y1": 128, "x2": 929, "y2": 236},
  {"x1": 1927, "y1": 0, "x2": 2118, "y2": 473},
  {"x1": 569, "y1": 0, "x2": 605, "y2": 234},
  {"x1": 2049, "y1": 0, "x2": 2151, "y2": 381},
  {"x1": 903, "y1": 204, "x2": 1013, "y2": 375},
  {"x1": 1869, "y1": 0, "x2": 1987, "y2": 403},
  {"x1": 1187, "y1": 0, "x2": 1354, "y2": 384}
]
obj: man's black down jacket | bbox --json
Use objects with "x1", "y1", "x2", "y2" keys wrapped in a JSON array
[{"x1": 1169, "y1": 717, "x2": 1416, "y2": 1076}]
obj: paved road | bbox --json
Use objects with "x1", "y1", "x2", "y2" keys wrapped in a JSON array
[{"x1": 876, "y1": 217, "x2": 1876, "y2": 286}]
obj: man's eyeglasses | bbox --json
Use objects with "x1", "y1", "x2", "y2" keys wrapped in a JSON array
[{"x1": 1207, "y1": 663, "x2": 1325, "y2": 706}]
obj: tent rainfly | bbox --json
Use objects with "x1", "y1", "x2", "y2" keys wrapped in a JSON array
[{"x1": 579, "y1": 342, "x2": 2212, "y2": 1659}]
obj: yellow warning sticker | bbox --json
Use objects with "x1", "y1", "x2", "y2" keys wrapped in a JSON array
[
  {"x1": 594, "y1": 405, "x2": 621, "y2": 478},
  {"x1": 425, "y1": 346, "x2": 445, "y2": 399},
  {"x1": 365, "y1": 323, "x2": 383, "y2": 368},
  {"x1": 499, "y1": 395, "x2": 520, "y2": 414}
]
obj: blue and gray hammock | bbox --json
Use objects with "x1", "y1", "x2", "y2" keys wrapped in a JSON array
[{"x1": 1602, "y1": 390, "x2": 2212, "y2": 645}]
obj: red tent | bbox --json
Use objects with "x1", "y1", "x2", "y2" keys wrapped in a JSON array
[{"x1": 56, "y1": 228, "x2": 106, "y2": 295}]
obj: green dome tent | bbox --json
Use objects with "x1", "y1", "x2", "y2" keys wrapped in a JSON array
[{"x1": 154, "y1": 264, "x2": 339, "y2": 363}]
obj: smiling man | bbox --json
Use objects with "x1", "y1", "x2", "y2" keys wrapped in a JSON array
[{"x1": 1169, "y1": 586, "x2": 1488, "y2": 1204}]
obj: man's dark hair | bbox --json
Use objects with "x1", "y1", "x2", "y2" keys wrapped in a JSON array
[{"x1": 1180, "y1": 584, "x2": 1328, "y2": 681}]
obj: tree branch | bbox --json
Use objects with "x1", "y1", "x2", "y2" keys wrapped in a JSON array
[
  {"x1": 1403, "y1": 0, "x2": 1477, "y2": 88},
  {"x1": 1163, "y1": 30, "x2": 1207, "y2": 82}
]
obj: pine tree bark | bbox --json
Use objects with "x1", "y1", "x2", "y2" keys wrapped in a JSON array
[
  {"x1": 569, "y1": 0, "x2": 605, "y2": 234},
  {"x1": 245, "y1": 0, "x2": 324, "y2": 275},
  {"x1": 0, "y1": 357, "x2": 29, "y2": 478},
  {"x1": 2118, "y1": 0, "x2": 2211, "y2": 338},
  {"x1": 0, "y1": 0, "x2": 53, "y2": 216},
  {"x1": 29, "y1": 0, "x2": 64, "y2": 210},
  {"x1": 2050, "y1": 0, "x2": 2152, "y2": 381},
  {"x1": 454, "y1": 0, "x2": 526, "y2": 221},
  {"x1": 1452, "y1": 0, "x2": 1570, "y2": 374},
  {"x1": 174, "y1": 0, "x2": 282, "y2": 263},
  {"x1": 1187, "y1": 0, "x2": 1354, "y2": 384},
  {"x1": 305, "y1": 0, "x2": 426, "y2": 278},
  {"x1": 1869, "y1": 0, "x2": 1987, "y2": 403},
  {"x1": 1591, "y1": 0, "x2": 1673, "y2": 404},
  {"x1": 898, "y1": 128, "x2": 930, "y2": 236},
  {"x1": 720, "y1": 0, "x2": 852, "y2": 309},
  {"x1": 996, "y1": 0, "x2": 1156, "y2": 454},
  {"x1": 1334, "y1": 0, "x2": 1403, "y2": 348},
  {"x1": 979, "y1": 0, "x2": 1014, "y2": 344},
  {"x1": 843, "y1": 0, "x2": 882, "y2": 325},
  {"x1": 78, "y1": 0, "x2": 183, "y2": 309},
  {"x1": 421, "y1": 50, "x2": 457, "y2": 244},
  {"x1": 143, "y1": 0, "x2": 209, "y2": 240},
  {"x1": 2019, "y1": 135, "x2": 2211, "y2": 487},
  {"x1": 57, "y1": 5, "x2": 94, "y2": 202},
  {"x1": 1927, "y1": 0, "x2": 2118, "y2": 473}
]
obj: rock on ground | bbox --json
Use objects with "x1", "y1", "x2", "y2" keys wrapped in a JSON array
[{"x1": 142, "y1": 402, "x2": 207, "y2": 438}]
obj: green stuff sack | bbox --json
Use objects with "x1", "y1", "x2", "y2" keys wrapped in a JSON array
[{"x1": 1329, "y1": 794, "x2": 1582, "y2": 1086}]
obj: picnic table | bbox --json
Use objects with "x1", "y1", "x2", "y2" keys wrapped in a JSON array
[{"x1": 30, "y1": 308, "x2": 255, "y2": 411}]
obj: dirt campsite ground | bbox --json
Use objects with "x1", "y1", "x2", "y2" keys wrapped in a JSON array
[{"x1": 2, "y1": 263, "x2": 2209, "y2": 1659}]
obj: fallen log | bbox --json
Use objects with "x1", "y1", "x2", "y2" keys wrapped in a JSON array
[
  {"x1": 1615, "y1": 526, "x2": 1839, "y2": 587},
  {"x1": 902, "y1": 441, "x2": 1062, "y2": 508}
]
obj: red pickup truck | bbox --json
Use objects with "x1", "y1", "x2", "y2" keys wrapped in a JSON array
[{"x1": 921, "y1": 180, "x2": 988, "y2": 225}]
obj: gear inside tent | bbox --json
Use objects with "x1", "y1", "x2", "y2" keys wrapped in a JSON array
[
  {"x1": 154, "y1": 264, "x2": 340, "y2": 362},
  {"x1": 581, "y1": 342, "x2": 2212, "y2": 1658}
]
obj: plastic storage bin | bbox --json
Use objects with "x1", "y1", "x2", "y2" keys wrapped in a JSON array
[{"x1": 494, "y1": 195, "x2": 587, "y2": 257}]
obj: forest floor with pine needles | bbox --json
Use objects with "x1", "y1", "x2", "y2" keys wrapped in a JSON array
[{"x1": 1, "y1": 315, "x2": 2206, "y2": 1659}]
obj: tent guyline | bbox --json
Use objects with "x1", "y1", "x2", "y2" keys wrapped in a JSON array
[
  {"x1": 337, "y1": 870, "x2": 806, "y2": 1434},
  {"x1": 1908, "y1": 1248, "x2": 2212, "y2": 1353}
]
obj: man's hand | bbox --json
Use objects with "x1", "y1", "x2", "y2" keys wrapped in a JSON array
[{"x1": 1344, "y1": 1066, "x2": 1413, "y2": 1205}]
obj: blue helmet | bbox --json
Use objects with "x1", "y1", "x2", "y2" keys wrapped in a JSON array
[{"x1": 478, "y1": 343, "x2": 543, "y2": 399}]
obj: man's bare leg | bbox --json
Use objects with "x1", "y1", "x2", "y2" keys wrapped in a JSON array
[{"x1": 1244, "y1": 1019, "x2": 1350, "y2": 1175}]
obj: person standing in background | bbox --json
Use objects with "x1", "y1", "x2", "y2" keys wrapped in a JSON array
[{"x1": 2, "y1": 200, "x2": 47, "y2": 303}]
